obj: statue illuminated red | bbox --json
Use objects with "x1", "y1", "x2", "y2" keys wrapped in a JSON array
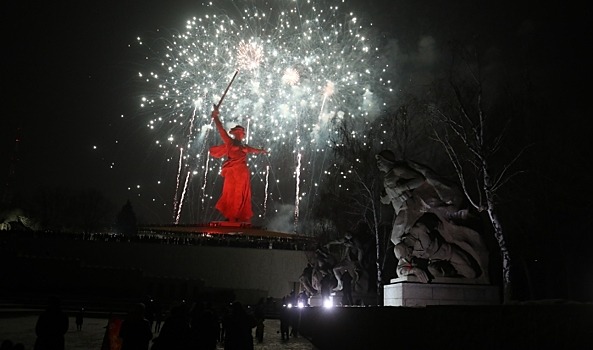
[{"x1": 210, "y1": 107, "x2": 267, "y2": 223}]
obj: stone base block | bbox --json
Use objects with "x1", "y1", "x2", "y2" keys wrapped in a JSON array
[
  {"x1": 309, "y1": 293, "x2": 338, "y2": 307},
  {"x1": 309, "y1": 294, "x2": 324, "y2": 307},
  {"x1": 384, "y1": 276, "x2": 500, "y2": 306}
]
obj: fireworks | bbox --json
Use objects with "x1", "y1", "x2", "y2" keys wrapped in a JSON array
[
  {"x1": 323, "y1": 81, "x2": 335, "y2": 97},
  {"x1": 282, "y1": 67, "x2": 300, "y2": 86},
  {"x1": 135, "y1": 0, "x2": 394, "y2": 228},
  {"x1": 237, "y1": 41, "x2": 264, "y2": 71}
]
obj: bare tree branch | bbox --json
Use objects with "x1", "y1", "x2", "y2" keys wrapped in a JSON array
[{"x1": 491, "y1": 144, "x2": 532, "y2": 192}]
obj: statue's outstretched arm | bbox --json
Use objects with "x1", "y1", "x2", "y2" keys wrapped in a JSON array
[
  {"x1": 211, "y1": 108, "x2": 231, "y2": 144},
  {"x1": 245, "y1": 145, "x2": 268, "y2": 155}
]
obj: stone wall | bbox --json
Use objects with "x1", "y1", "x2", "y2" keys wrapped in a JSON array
[{"x1": 1, "y1": 235, "x2": 309, "y2": 305}]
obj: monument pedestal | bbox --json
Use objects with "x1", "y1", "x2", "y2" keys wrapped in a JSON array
[
  {"x1": 309, "y1": 293, "x2": 337, "y2": 307},
  {"x1": 384, "y1": 276, "x2": 500, "y2": 307},
  {"x1": 208, "y1": 221, "x2": 251, "y2": 228}
]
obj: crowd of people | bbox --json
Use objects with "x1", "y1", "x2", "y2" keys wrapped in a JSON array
[
  {"x1": 0, "y1": 341, "x2": 24, "y2": 350},
  {"x1": 277, "y1": 290, "x2": 309, "y2": 342},
  {"x1": 1, "y1": 294, "x2": 310, "y2": 350},
  {"x1": 1, "y1": 230, "x2": 313, "y2": 252},
  {"x1": 114, "y1": 298, "x2": 268, "y2": 350}
]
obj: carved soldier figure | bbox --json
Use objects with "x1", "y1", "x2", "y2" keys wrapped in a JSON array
[{"x1": 376, "y1": 150, "x2": 489, "y2": 283}]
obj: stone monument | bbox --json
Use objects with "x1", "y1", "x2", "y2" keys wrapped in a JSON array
[
  {"x1": 298, "y1": 232, "x2": 373, "y2": 306},
  {"x1": 376, "y1": 150, "x2": 499, "y2": 306}
]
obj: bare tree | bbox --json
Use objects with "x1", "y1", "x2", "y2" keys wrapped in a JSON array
[
  {"x1": 324, "y1": 102, "x2": 432, "y2": 303},
  {"x1": 429, "y1": 46, "x2": 528, "y2": 303},
  {"x1": 379, "y1": 94, "x2": 437, "y2": 162}
]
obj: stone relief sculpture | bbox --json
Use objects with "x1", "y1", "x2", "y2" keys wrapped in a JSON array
[
  {"x1": 299, "y1": 233, "x2": 371, "y2": 299},
  {"x1": 376, "y1": 150, "x2": 489, "y2": 283},
  {"x1": 324, "y1": 232, "x2": 364, "y2": 291}
]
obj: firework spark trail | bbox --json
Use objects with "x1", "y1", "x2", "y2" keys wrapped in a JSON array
[
  {"x1": 318, "y1": 95, "x2": 328, "y2": 124},
  {"x1": 318, "y1": 81, "x2": 335, "y2": 123},
  {"x1": 172, "y1": 147, "x2": 184, "y2": 220},
  {"x1": 175, "y1": 107, "x2": 202, "y2": 221},
  {"x1": 294, "y1": 151, "x2": 302, "y2": 232},
  {"x1": 136, "y1": 0, "x2": 393, "y2": 226},
  {"x1": 175, "y1": 170, "x2": 191, "y2": 224},
  {"x1": 262, "y1": 154, "x2": 283, "y2": 214},
  {"x1": 264, "y1": 164, "x2": 269, "y2": 219},
  {"x1": 246, "y1": 118, "x2": 250, "y2": 144},
  {"x1": 202, "y1": 151, "x2": 211, "y2": 209}
]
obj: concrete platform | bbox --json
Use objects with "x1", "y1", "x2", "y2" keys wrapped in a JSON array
[
  {"x1": 298, "y1": 303, "x2": 593, "y2": 350},
  {"x1": 384, "y1": 276, "x2": 500, "y2": 306}
]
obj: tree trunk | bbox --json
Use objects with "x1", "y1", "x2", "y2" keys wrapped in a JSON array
[
  {"x1": 373, "y1": 208, "x2": 383, "y2": 304},
  {"x1": 483, "y1": 165, "x2": 512, "y2": 303},
  {"x1": 486, "y1": 203, "x2": 512, "y2": 303}
]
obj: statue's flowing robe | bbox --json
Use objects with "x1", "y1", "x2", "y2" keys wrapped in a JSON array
[{"x1": 210, "y1": 142, "x2": 253, "y2": 222}]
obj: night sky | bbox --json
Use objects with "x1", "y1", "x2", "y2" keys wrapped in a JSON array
[{"x1": 2, "y1": 0, "x2": 591, "y2": 226}]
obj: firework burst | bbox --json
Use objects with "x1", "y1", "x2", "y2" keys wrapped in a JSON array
[
  {"x1": 135, "y1": 0, "x2": 394, "y2": 229},
  {"x1": 282, "y1": 67, "x2": 300, "y2": 86},
  {"x1": 237, "y1": 41, "x2": 264, "y2": 71}
]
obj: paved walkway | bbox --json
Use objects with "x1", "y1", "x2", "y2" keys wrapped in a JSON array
[{"x1": 0, "y1": 315, "x2": 315, "y2": 350}]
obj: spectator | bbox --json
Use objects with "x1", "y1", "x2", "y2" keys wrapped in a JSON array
[
  {"x1": 152, "y1": 303, "x2": 191, "y2": 350},
  {"x1": 34, "y1": 296, "x2": 69, "y2": 350},
  {"x1": 279, "y1": 302, "x2": 290, "y2": 342},
  {"x1": 253, "y1": 298, "x2": 266, "y2": 343},
  {"x1": 76, "y1": 307, "x2": 84, "y2": 331},
  {"x1": 190, "y1": 301, "x2": 220, "y2": 350},
  {"x1": 152, "y1": 300, "x2": 163, "y2": 333},
  {"x1": 118, "y1": 303, "x2": 152, "y2": 350},
  {"x1": 1, "y1": 340, "x2": 14, "y2": 350},
  {"x1": 223, "y1": 301, "x2": 257, "y2": 350},
  {"x1": 341, "y1": 271, "x2": 354, "y2": 305}
]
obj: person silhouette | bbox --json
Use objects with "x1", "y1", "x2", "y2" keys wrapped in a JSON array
[
  {"x1": 34, "y1": 296, "x2": 69, "y2": 350},
  {"x1": 152, "y1": 300, "x2": 163, "y2": 333},
  {"x1": 118, "y1": 303, "x2": 152, "y2": 350},
  {"x1": 279, "y1": 302, "x2": 290, "y2": 342},
  {"x1": 341, "y1": 271, "x2": 354, "y2": 305},
  {"x1": 210, "y1": 107, "x2": 267, "y2": 223},
  {"x1": 75, "y1": 307, "x2": 84, "y2": 331},
  {"x1": 253, "y1": 298, "x2": 266, "y2": 343},
  {"x1": 101, "y1": 313, "x2": 123, "y2": 350},
  {"x1": 152, "y1": 303, "x2": 191, "y2": 350},
  {"x1": 1, "y1": 341, "x2": 24, "y2": 350},
  {"x1": 223, "y1": 301, "x2": 257, "y2": 350},
  {"x1": 189, "y1": 300, "x2": 220, "y2": 350},
  {"x1": 1, "y1": 340, "x2": 14, "y2": 350}
]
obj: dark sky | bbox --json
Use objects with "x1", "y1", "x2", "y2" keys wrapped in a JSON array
[{"x1": 2, "y1": 0, "x2": 591, "y2": 224}]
